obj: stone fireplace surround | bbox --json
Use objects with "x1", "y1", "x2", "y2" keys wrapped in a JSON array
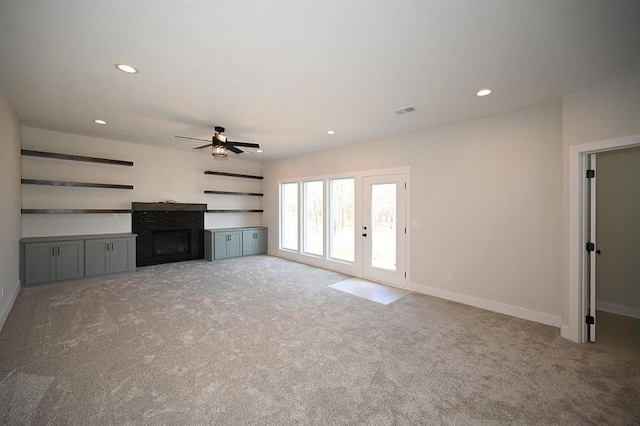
[{"x1": 132, "y1": 202, "x2": 206, "y2": 267}]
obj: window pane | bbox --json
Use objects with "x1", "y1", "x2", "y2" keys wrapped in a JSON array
[
  {"x1": 303, "y1": 181, "x2": 323, "y2": 256},
  {"x1": 371, "y1": 183, "x2": 396, "y2": 271},
  {"x1": 329, "y1": 178, "x2": 355, "y2": 262},
  {"x1": 281, "y1": 182, "x2": 298, "y2": 250}
]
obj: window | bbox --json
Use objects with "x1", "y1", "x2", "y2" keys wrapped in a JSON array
[
  {"x1": 329, "y1": 178, "x2": 355, "y2": 262},
  {"x1": 303, "y1": 181, "x2": 323, "y2": 256},
  {"x1": 281, "y1": 182, "x2": 298, "y2": 250}
]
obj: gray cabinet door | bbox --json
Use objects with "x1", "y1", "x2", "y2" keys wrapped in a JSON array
[
  {"x1": 56, "y1": 240, "x2": 84, "y2": 281},
  {"x1": 86, "y1": 238, "x2": 135, "y2": 276},
  {"x1": 242, "y1": 231, "x2": 255, "y2": 256},
  {"x1": 85, "y1": 239, "x2": 110, "y2": 277},
  {"x1": 110, "y1": 238, "x2": 135, "y2": 273},
  {"x1": 242, "y1": 229, "x2": 268, "y2": 256},
  {"x1": 254, "y1": 229, "x2": 267, "y2": 254},
  {"x1": 24, "y1": 242, "x2": 56, "y2": 285},
  {"x1": 214, "y1": 232, "x2": 230, "y2": 259},
  {"x1": 214, "y1": 232, "x2": 242, "y2": 259},
  {"x1": 227, "y1": 231, "x2": 242, "y2": 258}
]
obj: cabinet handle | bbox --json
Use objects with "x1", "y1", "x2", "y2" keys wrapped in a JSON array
[
  {"x1": 52, "y1": 246, "x2": 55, "y2": 256},
  {"x1": 111, "y1": 243, "x2": 114, "y2": 251},
  {"x1": 106, "y1": 242, "x2": 110, "y2": 251},
  {"x1": 57, "y1": 247, "x2": 60, "y2": 255}
]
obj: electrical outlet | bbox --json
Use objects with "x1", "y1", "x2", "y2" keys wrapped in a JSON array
[{"x1": 447, "y1": 273, "x2": 454, "y2": 282}]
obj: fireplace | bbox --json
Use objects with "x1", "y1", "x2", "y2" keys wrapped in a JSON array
[
  {"x1": 153, "y1": 229, "x2": 190, "y2": 256},
  {"x1": 132, "y1": 202, "x2": 206, "y2": 266}
]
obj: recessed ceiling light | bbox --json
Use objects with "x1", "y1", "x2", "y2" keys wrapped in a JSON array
[
  {"x1": 115, "y1": 64, "x2": 138, "y2": 74},
  {"x1": 326, "y1": 130, "x2": 336, "y2": 135},
  {"x1": 93, "y1": 119, "x2": 107, "y2": 125},
  {"x1": 256, "y1": 149, "x2": 263, "y2": 153},
  {"x1": 476, "y1": 89, "x2": 492, "y2": 97}
]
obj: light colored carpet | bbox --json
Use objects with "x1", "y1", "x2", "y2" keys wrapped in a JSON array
[
  {"x1": 329, "y1": 278, "x2": 410, "y2": 305},
  {"x1": 0, "y1": 255, "x2": 639, "y2": 425}
]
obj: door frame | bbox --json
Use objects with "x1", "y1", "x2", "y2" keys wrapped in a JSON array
[
  {"x1": 566, "y1": 134, "x2": 640, "y2": 343},
  {"x1": 359, "y1": 167, "x2": 411, "y2": 288},
  {"x1": 361, "y1": 173, "x2": 407, "y2": 288}
]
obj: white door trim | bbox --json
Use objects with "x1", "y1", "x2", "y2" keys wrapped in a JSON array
[
  {"x1": 362, "y1": 173, "x2": 407, "y2": 288},
  {"x1": 588, "y1": 154, "x2": 596, "y2": 342},
  {"x1": 566, "y1": 133, "x2": 640, "y2": 343}
]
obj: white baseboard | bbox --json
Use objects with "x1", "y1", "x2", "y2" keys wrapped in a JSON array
[
  {"x1": 596, "y1": 300, "x2": 640, "y2": 319},
  {"x1": 0, "y1": 280, "x2": 20, "y2": 332},
  {"x1": 409, "y1": 283, "x2": 562, "y2": 328},
  {"x1": 560, "y1": 325, "x2": 575, "y2": 341}
]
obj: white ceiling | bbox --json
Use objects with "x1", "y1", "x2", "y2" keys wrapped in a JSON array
[{"x1": 1, "y1": 0, "x2": 640, "y2": 161}]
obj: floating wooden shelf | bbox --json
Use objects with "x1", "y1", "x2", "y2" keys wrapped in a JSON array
[
  {"x1": 21, "y1": 149, "x2": 134, "y2": 166},
  {"x1": 22, "y1": 209, "x2": 133, "y2": 214},
  {"x1": 206, "y1": 209, "x2": 264, "y2": 213},
  {"x1": 204, "y1": 190, "x2": 263, "y2": 197},
  {"x1": 204, "y1": 171, "x2": 263, "y2": 180},
  {"x1": 22, "y1": 179, "x2": 133, "y2": 190}
]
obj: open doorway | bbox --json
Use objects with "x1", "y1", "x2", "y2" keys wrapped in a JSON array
[
  {"x1": 591, "y1": 146, "x2": 640, "y2": 359},
  {"x1": 567, "y1": 133, "x2": 640, "y2": 343},
  {"x1": 561, "y1": 135, "x2": 640, "y2": 343}
]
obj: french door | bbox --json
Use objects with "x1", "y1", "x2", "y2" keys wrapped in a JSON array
[{"x1": 362, "y1": 174, "x2": 407, "y2": 288}]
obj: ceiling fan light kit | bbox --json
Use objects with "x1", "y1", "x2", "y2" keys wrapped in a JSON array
[{"x1": 212, "y1": 144, "x2": 228, "y2": 158}]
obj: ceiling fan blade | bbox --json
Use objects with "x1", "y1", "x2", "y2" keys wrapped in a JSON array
[
  {"x1": 175, "y1": 135, "x2": 212, "y2": 143},
  {"x1": 194, "y1": 143, "x2": 213, "y2": 149},
  {"x1": 227, "y1": 141, "x2": 260, "y2": 148},
  {"x1": 227, "y1": 145, "x2": 243, "y2": 154}
]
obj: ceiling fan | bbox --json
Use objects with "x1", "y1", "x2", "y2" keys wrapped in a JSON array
[{"x1": 174, "y1": 126, "x2": 261, "y2": 158}]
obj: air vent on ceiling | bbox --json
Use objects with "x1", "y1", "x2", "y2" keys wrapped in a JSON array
[{"x1": 394, "y1": 105, "x2": 418, "y2": 115}]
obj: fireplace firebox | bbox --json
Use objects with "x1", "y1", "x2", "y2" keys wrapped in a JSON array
[{"x1": 132, "y1": 202, "x2": 206, "y2": 266}]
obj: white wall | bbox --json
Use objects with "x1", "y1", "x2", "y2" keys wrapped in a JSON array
[
  {"x1": 562, "y1": 69, "x2": 640, "y2": 327},
  {"x1": 0, "y1": 84, "x2": 21, "y2": 331},
  {"x1": 596, "y1": 146, "x2": 640, "y2": 318},
  {"x1": 263, "y1": 102, "x2": 563, "y2": 326},
  {"x1": 21, "y1": 127, "x2": 263, "y2": 237}
]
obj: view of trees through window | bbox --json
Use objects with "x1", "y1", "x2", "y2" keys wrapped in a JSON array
[
  {"x1": 281, "y1": 182, "x2": 298, "y2": 250},
  {"x1": 303, "y1": 181, "x2": 323, "y2": 256},
  {"x1": 329, "y1": 178, "x2": 355, "y2": 262},
  {"x1": 280, "y1": 177, "x2": 355, "y2": 263},
  {"x1": 370, "y1": 183, "x2": 396, "y2": 271}
]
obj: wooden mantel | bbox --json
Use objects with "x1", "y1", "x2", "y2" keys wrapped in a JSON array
[{"x1": 131, "y1": 202, "x2": 208, "y2": 212}]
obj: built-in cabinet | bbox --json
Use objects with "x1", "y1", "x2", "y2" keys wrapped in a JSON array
[
  {"x1": 20, "y1": 233, "x2": 137, "y2": 285},
  {"x1": 23, "y1": 240, "x2": 84, "y2": 285},
  {"x1": 205, "y1": 227, "x2": 267, "y2": 260},
  {"x1": 85, "y1": 238, "x2": 136, "y2": 277},
  {"x1": 213, "y1": 231, "x2": 242, "y2": 259},
  {"x1": 242, "y1": 229, "x2": 267, "y2": 256}
]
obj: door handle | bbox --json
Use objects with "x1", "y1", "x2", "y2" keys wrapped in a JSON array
[{"x1": 596, "y1": 249, "x2": 601, "y2": 255}]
